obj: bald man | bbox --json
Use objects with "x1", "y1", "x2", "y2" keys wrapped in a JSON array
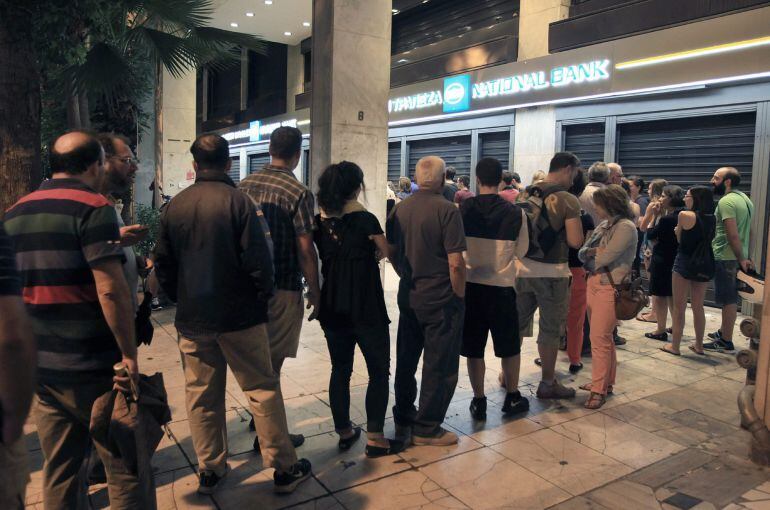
[
  {"x1": 386, "y1": 156, "x2": 467, "y2": 446},
  {"x1": 4, "y1": 131, "x2": 151, "y2": 508}
]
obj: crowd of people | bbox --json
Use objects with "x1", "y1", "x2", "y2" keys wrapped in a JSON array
[{"x1": 0, "y1": 125, "x2": 756, "y2": 508}]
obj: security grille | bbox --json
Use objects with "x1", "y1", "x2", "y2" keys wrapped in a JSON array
[
  {"x1": 248, "y1": 153, "x2": 271, "y2": 174},
  {"x1": 408, "y1": 135, "x2": 472, "y2": 179},
  {"x1": 228, "y1": 157, "x2": 241, "y2": 184},
  {"x1": 388, "y1": 142, "x2": 402, "y2": 183},
  {"x1": 480, "y1": 131, "x2": 511, "y2": 171},
  {"x1": 564, "y1": 123, "x2": 606, "y2": 168}
]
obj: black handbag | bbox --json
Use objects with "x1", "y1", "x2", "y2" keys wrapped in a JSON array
[{"x1": 135, "y1": 289, "x2": 154, "y2": 346}]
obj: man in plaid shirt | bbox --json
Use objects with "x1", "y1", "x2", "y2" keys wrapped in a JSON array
[{"x1": 238, "y1": 127, "x2": 320, "y2": 450}]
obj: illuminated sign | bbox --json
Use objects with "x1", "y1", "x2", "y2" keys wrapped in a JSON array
[
  {"x1": 388, "y1": 60, "x2": 611, "y2": 114},
  {"x1": 388, "y1": 91, "x2": 442, "y2": 113},
  {"x1": 443, "y1": 75, "x2": 471, "y2": 113},
  {"x1": 222, "y1": 118, "x2": 298, "y2": 142}
]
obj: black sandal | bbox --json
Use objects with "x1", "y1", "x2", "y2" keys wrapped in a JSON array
[
  {"x1": 338, "y1": 427, "x2": 362, "y2": 451},
  {"x1": 645, "y1": 332, "x2": 668, "y2": 341},
  {"x1": 365, "y1": 439, "x2": 405, "y2": 458}
]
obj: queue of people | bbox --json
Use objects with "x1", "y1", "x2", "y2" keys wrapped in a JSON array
[{"x1": 0, "y1": 125, "x2": 756, "y2": 508}]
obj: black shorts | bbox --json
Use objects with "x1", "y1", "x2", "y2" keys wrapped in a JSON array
[{"x1": 461, "y1": 282, "x2": 520, "y2": 359}]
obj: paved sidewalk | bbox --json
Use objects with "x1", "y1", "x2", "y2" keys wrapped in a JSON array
[{"x1": 22, "y1": 271, "x2": 770, "y2": 509}]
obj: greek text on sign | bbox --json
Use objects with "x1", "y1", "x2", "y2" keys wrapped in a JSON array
[{"x1": 388, "y1": 91, "x2": 443, "y2": 113}]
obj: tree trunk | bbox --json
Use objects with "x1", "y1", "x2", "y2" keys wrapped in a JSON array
[
  {"x1": 78, "y1": 89, "x2": 90, "y2": 129},
  {"x1": 65, "y1": 80, "x2": 81, "y2": 129},
  {"x1": 0, "y1": 4, "x2": 41, "y2": 213}
]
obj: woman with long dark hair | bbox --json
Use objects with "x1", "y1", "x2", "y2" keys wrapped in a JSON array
[
  {"x1": 314, "y1": 161, "x2": 403, "y2": 457},
  {"x1": 578, "y1": 185, "x2": 638, "y2": 409},
  {"x1": 642, "y1": 185, "x2": 685, "y2": 341},
  {"x1": 661, "y1": 186, "x2": 716, "y2": 355}
]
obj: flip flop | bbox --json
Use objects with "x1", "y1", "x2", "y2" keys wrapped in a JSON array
[
  {"x1": 645, "y1": 332, "x2": 668, "y2": 341},
  {"x1": 579, "y1": 383, "x2": 613, "y2": 394},
  {"x1": 659, "y1": 346, "x2": 681, "y2": 356},
  {"x1": 688, "y1": 345, "x2": 706, "y2": 356}
]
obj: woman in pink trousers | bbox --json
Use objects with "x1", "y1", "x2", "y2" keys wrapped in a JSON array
[{"x1": 578, "y1": 185, "x2": 638, "y2": 409}]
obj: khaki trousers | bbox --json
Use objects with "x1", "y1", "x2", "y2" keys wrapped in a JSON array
[
  {"x1": 266, "y1": 290, "x2": 304, "y2": 372},
  {"x1": 35, "y1": 380, "x2": 152, "y2": 510},
  {"x1": 0, "y1": 437, "x2": 28, "y2": 509},
  {"x1": 178, "y1": 324, "x2": 297, "y2": 475}
]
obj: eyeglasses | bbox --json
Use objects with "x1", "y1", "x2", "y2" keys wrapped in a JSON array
[{"x1": 111, "y1": 156, "x2": 140, "y2": 165}]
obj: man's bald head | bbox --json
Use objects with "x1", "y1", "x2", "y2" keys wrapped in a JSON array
[
  {"x1": 190, "y1": 133, "x2": 230, "y2": 172},
  {"x1": 50, "y1": 131, "x2": 103, "y2": 175},
  {"x1": 414, "y1": 156, "x2": 446, "y2": 192}
]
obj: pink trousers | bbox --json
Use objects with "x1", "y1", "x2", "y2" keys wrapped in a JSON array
[
  {"x1": 566, "y1": 267, "x2": 587, "y2": 364},
  {"x1": 586, "y1": 274, "x2": 617, "y2": 395}
]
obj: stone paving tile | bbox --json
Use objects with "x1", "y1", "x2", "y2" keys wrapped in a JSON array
[
  {"x1": 550, "y1": 413, "x2": 685, "y2": 469},
  {"x1": 443, "y1": 396, "x2": 544, "y2": 446},
  {"x1": 397, "y1": 423, "x2": 485, "y2": 468},
  {"x1": 548, "y1": 495, "x2": 612, "y2": 509},
  {"x1": 584, "y1": 480, "x2": 661, "y2": 510},
  {"x1": 627, "y1": 448, "x2": 715, "y2": 489},
  {"x1": 419, "y1": 448, "x2": 571, "y2": 509},
  {"x1": 335, "y1": 469, "x2": 469, "y2": 510},
  {"x1": 491, "y1": 428, "x2": 633, "y2": 496}
]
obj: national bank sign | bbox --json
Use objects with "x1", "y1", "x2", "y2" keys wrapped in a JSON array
[{"x1": 388, "y1": 59, "x2": 611, "y2": 114}]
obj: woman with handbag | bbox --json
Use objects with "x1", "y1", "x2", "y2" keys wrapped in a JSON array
[
  {"x1": 662, "y1": 186, "x2": 716, "y2": 356},
  {"x1": 578, "y1": 185, "x2": 638, "y2": 410},
  {"x1": 314, "y1": 161, "x2": 403, "y2": 457}
]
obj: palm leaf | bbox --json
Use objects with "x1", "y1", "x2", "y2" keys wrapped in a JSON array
[
  {"x1": 128, "y1": 26, "x2": 197, "y2": 78},
  {"x1": 126, "y1": 0, "x2": 215, "y2": 30},
  {"x1": 67, "y1": 42, "x2": 136, "y2": 99}
]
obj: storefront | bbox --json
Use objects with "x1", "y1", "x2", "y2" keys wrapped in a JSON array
[{"x1": 219, "y1": 5, "x2": 770, "y2": 265}]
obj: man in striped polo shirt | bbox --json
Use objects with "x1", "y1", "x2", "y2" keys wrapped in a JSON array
[{"x1": 4, "y1": 131, "x2": 151, "y2": 509}]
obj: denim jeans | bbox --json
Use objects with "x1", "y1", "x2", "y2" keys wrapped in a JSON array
[
  {"x1": 393, "y1": 284, "x2": 464, "y2": 437},
  {"x1": 324, "y1": 324, "x2": 391, "y2": 433}
]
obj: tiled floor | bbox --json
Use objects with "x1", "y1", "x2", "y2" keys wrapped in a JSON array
[{"x1": 22, "y1": 266, "x2": 770, "y2": 509}]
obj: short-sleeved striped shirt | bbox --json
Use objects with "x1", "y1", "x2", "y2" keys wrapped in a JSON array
[
  {"x1": 4, "y1": 178, "x2": 125, "y2": 384},
  {"x1": 238, "y1": 164, "x2": 316, "y2": 291}
]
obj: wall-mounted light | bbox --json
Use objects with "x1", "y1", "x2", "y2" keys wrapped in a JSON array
[{"x1": 616, "y1": 35, "x2": 770, "y2": 70}]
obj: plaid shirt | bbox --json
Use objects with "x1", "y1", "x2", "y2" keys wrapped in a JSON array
[{"x1": 238, "y1": 164, "x2": 316, "y2": 291}]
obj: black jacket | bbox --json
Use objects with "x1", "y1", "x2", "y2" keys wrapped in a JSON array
[{"x1": 154, "y1": 171, "x2": 274, "y2": 334}]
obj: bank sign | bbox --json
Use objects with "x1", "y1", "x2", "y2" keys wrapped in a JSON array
[{"x1": 388, "y1": 60, "x2": 611, "y2": 115}]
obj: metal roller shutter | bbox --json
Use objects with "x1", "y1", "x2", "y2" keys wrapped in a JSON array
[
  {"x1": 388, "y1": 142, "x2": 401, "y2": 182},
  {"x1": 228, "y1": 157, "x2": 241, "y2": 184},
  {"x1": 248, "y1": 153, "x2": 271, "y2": 174},
  {"x1": 480, "y1": 131, "x2": 511, "y2": 171},
  {"x1": 564, "y1": 123, "x2": 606, "y2": 167},
  {"x1": 408, "y1": 135, "x2": 472, "y2": 179},
  {"x1": 617, "y1": 113, "x2": 755, "y2": 193}
]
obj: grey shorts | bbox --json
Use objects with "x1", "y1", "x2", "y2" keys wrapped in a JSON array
[
  {"x1": 714, "y1": 260, "x2": 740, "y2": 306},
  {"x1": 514, "y1": 277, "x2": 571, "y2": 349}
]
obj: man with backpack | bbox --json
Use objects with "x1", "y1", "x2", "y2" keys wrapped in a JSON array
[{"x1": 515, "y1": 152, "x2": 585, "y2": 399}]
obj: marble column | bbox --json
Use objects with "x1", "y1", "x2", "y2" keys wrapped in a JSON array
[
  {"x1": 310, "y1": 0, "x2": 392, "y2": 226},
  {"x1": 155, "y1": 68, "x2": 197, "y2": 201},
  {"x1": 513, "y1": 0, "x2": 571, "y2": 185}
]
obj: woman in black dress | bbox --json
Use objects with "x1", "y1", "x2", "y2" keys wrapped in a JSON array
[
  {"x1": 314, "y1": 161, "x2": 402, "y2": 457},
  {"x1": 662, "y1": 186, "x2": 716, "y2": 355},
  {"x1": 643, "y1": 185, "x2": 685, "y2": 341}
]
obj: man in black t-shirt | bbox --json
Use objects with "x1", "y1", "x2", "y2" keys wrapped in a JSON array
[
  {"x1": 460, "y1": 158, "x2": 530, "y2": 421},
  {"x1": 387, "y1": 156, "x2": 467, "y2": 446}
]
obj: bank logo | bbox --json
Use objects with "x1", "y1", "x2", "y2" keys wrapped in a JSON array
[
  {"x1": 443, "y1": 75, "x2": 471, "y2": 113},
  {"x1": 249, "y1": 120, "x2": 260, "y2": 142}
]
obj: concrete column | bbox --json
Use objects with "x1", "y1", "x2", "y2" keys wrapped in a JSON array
[
  {"x1": 513, "y1": 0, "x2": 570, "y2": 185},
  {"x1": 310, "y1": 0, "x2": 392, "y2": 226},
  {"x1": 286, "y1": 44, "x2": 304, "y2": 114},
  {"x1": 155, "y1": 68, "x2": 197, "y2": 200}
]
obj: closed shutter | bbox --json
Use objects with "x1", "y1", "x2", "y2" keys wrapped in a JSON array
[
  {"x1": 480, "y1": 131, "x2": 511, "y2": 170},
  {"x1": 228, "y1": 157, "x2": 241, "y2": 184},
  {"x1": 408, "y1": 135, "x2": 471, "y2": 179},
  {"x1": 564, "y1": 123, "x2": 605, "y2": 167},
  {"x1": 388, "y1": 142, "x2": 402, "y2": 182},
  {"x1": 248, "y1": 153, "x2": 271, "y2": 174},
  {"x1": 617, "y1": 112, "x2": 756, "y2": 308},
  {"x1": 617, "y1": 113, "x2": 755, "y2": 193}
]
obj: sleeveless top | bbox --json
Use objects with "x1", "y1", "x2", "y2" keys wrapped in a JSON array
[{"x1": 678, "y1": 214, "x2": 716, "y2": 257}]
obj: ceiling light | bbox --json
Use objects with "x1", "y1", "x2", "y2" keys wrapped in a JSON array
[
  {"x1": 284, "y1": 31, "x2": 292, "y2": 36},
  {"x1": 230, "y1": 22, "x2": 238, "y2": 27},
  {"x1": 392, "y1": 9, "x2": 399, "y2": 14},
  {"x1": 398, "y1": 59, "x2": 408, "y2": 63},
  {"x1": 246, "y1": 12, "x2": 254, "y2": 17},
  {"x1": 264, "y1": 0, "x2": 272, "y2": 4},
  {"x1": 302, "y1": 21, "x2": 311, "y2": 27}
]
